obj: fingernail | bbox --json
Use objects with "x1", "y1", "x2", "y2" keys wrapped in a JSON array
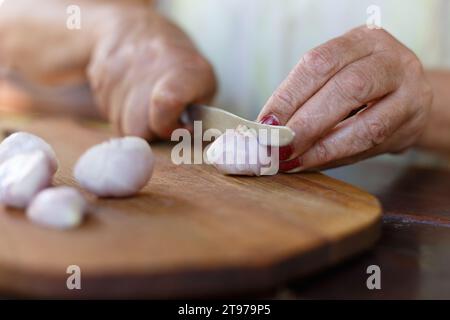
[
  {"x1": 279, "y1": 145, "x2": 293, "y2": 161},
  {"x1": 279, "y1": 157, "x2": 302, "y2": 172},
  {"x1": 260, "y1": 114, "x2": 293, "y2": 160},
  {"x1": 259, "y1": 114, "x2": 280, "y2": 126}
]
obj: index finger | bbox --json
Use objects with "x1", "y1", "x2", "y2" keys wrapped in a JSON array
[{"x1": 257, "y1": 26, "x2": 376, "y2": 125}]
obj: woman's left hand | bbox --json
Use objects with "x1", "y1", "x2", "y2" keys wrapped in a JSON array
[{"x1": 257, "y1": 26, "x2": 433, "y2": 172}]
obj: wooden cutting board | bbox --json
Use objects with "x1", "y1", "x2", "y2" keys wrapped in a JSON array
[{"x1": 0, "y1": 115, "x2": 381, "y2": 298}]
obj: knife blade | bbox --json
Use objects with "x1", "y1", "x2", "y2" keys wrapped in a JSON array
[{"x1": 182, "y1": 104, "x2": 295, "y2": 147}]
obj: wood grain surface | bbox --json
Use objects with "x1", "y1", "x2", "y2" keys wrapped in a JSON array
[{"x1": 0, "y1": 115, "x2": 381, "y2": 298}]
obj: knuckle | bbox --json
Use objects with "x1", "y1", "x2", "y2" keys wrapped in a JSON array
[
  {"x1": 401, "y1": 49, "x2": 423, "y2": 75},
  {"x1": 271, "y1": 88, "x2": 296, "y2": 114},
  {"x1": 302, "y1": 46, "x2": 337, "y2": 76},
  {"x1": 364, "y1": 27, "x2": 391, "y2": 44},
  {"x1": 331, "y1": 36, "x2": 354, "y2": 54},
  {"x1": 357, "y1": 116, "x2": 390, "y2": 148},
  {"x1": 273, "y1": 89, "x2": 294, "y2": 107},
  {"x1": 372, "y1": 28, "x2": 390, "y2": 39},
  {"x1": 335, "y1": 67, "x2": 372, "y2": 105},
  {"x1": 313, "y1": 140, "x2": 334, "y2": 164},
  {"x1": 353, "y1": 25, "x2": 371, "y2": 37}
]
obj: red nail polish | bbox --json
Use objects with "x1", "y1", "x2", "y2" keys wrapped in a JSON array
[
  {"x1": 260, "y1": 114, "x2": 294, "y2": 160},
  {"x1": 259, "y1": 114, "x2": 280, "y2": 126},
  {"x1": 280, "y1": 158, "x2": 301, "y2": 172},
  {"x1": 279, "y1": 145, "x2": 293, "y2": 161}
]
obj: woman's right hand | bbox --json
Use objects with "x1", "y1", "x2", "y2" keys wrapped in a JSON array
[
  {"x1": 0, "y1": 0, "x2": 217, "y2": 140},
  {"x1": 87, "y1": 4, "x2": 216, "y2": 140}
]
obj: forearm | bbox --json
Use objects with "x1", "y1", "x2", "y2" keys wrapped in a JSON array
[{"x1": 417, "y1": 70, "x2": 450, "y2": 154}]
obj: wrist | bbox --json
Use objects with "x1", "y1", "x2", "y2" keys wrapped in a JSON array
[{"x1": 416, "y1": 70, "x2": 450, "y2": 153}]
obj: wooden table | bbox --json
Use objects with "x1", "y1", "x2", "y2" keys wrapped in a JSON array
[{"x1": 278, "y1": 160, "x2": 450, "y2": 299}]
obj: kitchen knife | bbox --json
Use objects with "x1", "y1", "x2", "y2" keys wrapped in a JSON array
[{"x1": 182, "y1": 104, "x2": 295, "y2": 147}]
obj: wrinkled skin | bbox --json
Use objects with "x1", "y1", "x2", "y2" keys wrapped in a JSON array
[
  {"x1": 258, "y1": 26, "x2": 434, "y2": 172},
  {"x1": 0, "y1": 0, "x2": 216, "y2": 139}
]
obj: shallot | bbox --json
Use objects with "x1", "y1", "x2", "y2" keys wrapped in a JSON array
[
  {"x1": 0, "y1": 132, "x2": 58, "y2": 173},
  {"x1": 74, "y1": 136, "x2": 154, "y2": 197},
  {"x1": 27, "y1": 186, "x2": 87, "y2": 229},
  {"x1": 206, "y1": 125, "x2": 274, "y2": 176},
  {"x1": 0, "y1": 151, "x2": 53, "y2": 208}
]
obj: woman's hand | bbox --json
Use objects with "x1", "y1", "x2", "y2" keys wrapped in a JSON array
[
  {"x1": 88, "y1": 5, "x2": 216, "y2": 140},
  {"x1": 258, "y1": 26, "x2": 433, "y2": 172},
  {"x1": 0, "y1": 0, "x2": 216, "y2": 139}
]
